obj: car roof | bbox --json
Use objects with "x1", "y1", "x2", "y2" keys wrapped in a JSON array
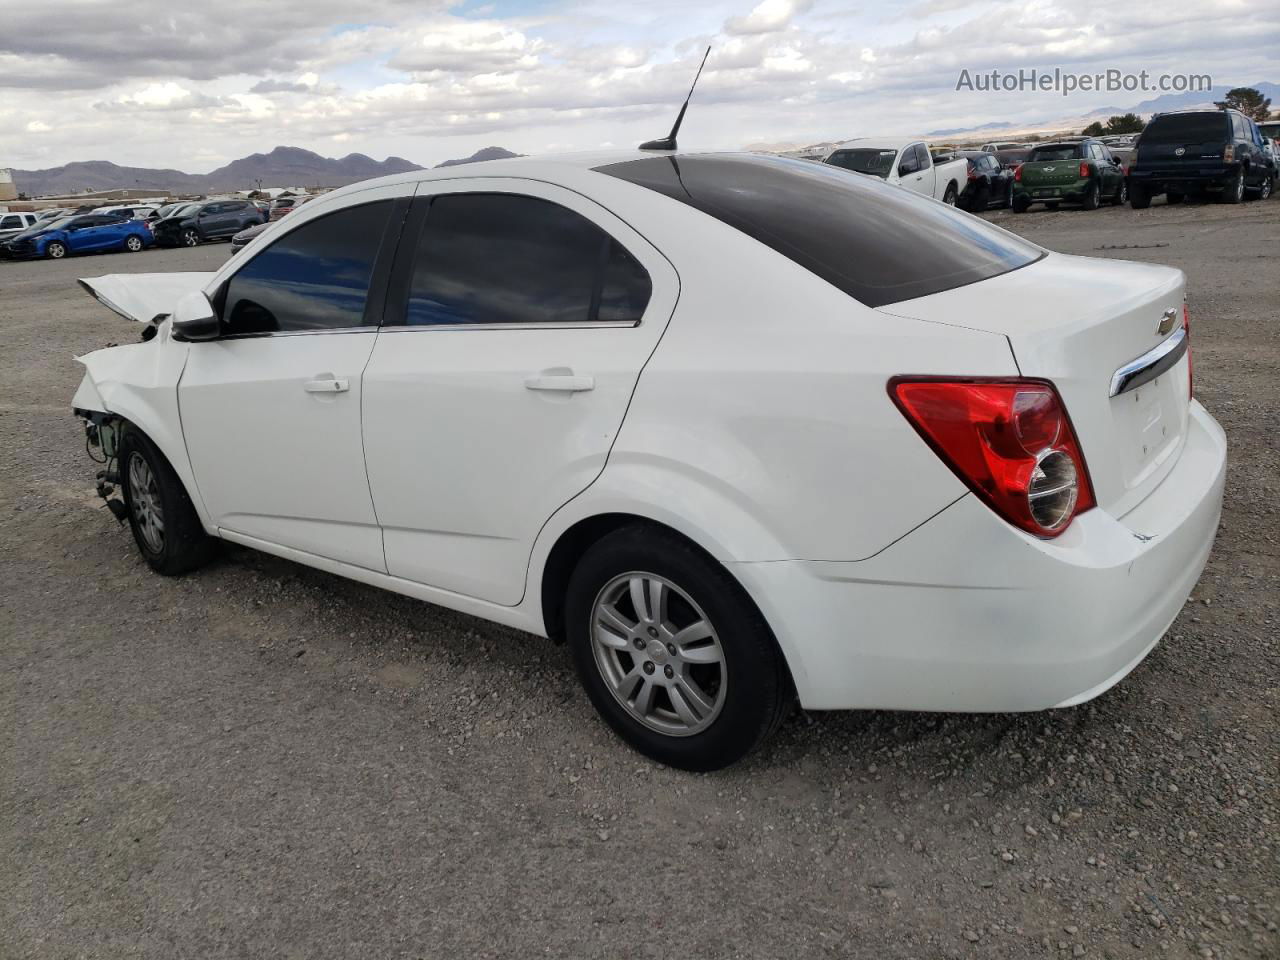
[{"x1": 828, "y1": 137, "x2": 922, "y2": 152}]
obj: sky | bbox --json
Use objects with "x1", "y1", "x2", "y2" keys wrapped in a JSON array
[{"x1": 1, "y1": 0, "x2": 1277, "y2": 171}]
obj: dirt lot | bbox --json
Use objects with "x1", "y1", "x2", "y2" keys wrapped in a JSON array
[{"x1": 2, "y1": 199, "x2": 1276, "y2": 959}]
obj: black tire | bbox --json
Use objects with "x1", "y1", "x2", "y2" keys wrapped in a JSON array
[
  {"x1": 1247, "y1": 174, "x2": 1272, "y2": 201},
  {"x1": 1111, "y1": 179, "x2": 1128, "y2": 206},
  {"x1": 1012, "y1": 194, "x2": 1031, "y2": 214},
  {"x1": 118, "y1": 426, "x2": 216, "y2": 576},
  {"x1": 942, "y1": 183, "x2": 958, "y2": 206},
  {"x1": 182, "y1": 228, "x2": 201, "y2": 247},
  {"x1": 1081, "y1": 182, "x2": 1100, "y2": 210},
  {"x1": 1221, "y1": 167, "x2": 1244, "y2": 204},
  {"x1": 45, "y1": 240, "x2": 67, "y2": 259},
  {"x1": 1130, "y1": 184, "x2": 1151, "y2": 209},
  {"x1": 124, "y1": 234, "x2": 144, "y2": 253},
  {"x1": 1045, "y1": 201, "x2": 1060, "y2": 211},
  {"x1": 565, "y1": 524, "x2": 791, "y2": 771},
  {"x1": 1166, "y1": 191, "x2": 1185, "y2": 205}
]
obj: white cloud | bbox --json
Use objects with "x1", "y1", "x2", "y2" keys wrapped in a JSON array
[
  {"x1": 26, "y1": 120, "x2": 51, "y2": 132},
  {"x1": 725, "y1": 0, "x2": 813, "y2": 36}
]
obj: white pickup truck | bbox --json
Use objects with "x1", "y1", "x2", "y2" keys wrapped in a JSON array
[{"x1": 823, "y1": 137, "x2": 967, "y2": 206}]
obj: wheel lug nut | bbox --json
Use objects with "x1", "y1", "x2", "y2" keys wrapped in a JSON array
[
  {"x1": 666, "y1": 643, "x2": 676, "y2": 656},
  {"x1": 664, "y1": 665, "x2": 674, "y2": 679},
  {"x1": 643, "y1": 661, "x2": 655, "y2": 675},
  {"x1": 647, "y1": 626, "x2": 659, "y2": 639},
  {"x1": 633, "y1": 638, "x2": 645, "y2": 650}
]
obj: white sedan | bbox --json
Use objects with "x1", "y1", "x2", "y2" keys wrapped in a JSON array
[{"x1": 73, "y1": 151, "x2": 1227, "y2": 770}]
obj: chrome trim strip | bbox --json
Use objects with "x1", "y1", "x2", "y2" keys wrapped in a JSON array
[
  {"x1": 1109, "y1": 326, "x2": 1188, "y2": 397},
  {"x1": 219, "y1": 326, "x2": 376, "y2": 340},
  {"x1": 379, "y1": 320, "x2": 640, "y2": 332}
]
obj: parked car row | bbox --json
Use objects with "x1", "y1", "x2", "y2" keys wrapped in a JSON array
[
  {"x1": 825, "y1": 110, "x2": 1277, "y2": 216},
  {"x1": 0, "y1": 194, "x2": 315, "y2": 261}
]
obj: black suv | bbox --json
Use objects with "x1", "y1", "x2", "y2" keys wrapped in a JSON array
[
  {"x1": 151, "y1": 199, "x2": 266, "y2": 247},
  {"x1": 1129, "y1": 109, "x2": 1275, "y2": 207}
]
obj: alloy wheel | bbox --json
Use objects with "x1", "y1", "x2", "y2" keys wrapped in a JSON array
[
  {"x1": 127, "y1": 452, "x2": 165, "y2": 553},
  {"x1": 126, "y1": 236, "x2": 142, "y2": 252},
  {"x1": 590, "y1": 572, "x2": 727, "y2": 737},
  {"x1": 183, "y1": 230, "x2": 199, "y2": 247},
  {"x1": 47, "y1": 243, "x2": 65, "y2": 259}
]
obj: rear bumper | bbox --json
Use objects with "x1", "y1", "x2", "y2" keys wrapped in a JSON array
[
  {"x1": 1015, "y1": 181, "x2": 1090, "y2": 203},
  {"x1": 731, "y1": 401, "x2": 1227, "y2": 711},
  {"x1": 1130, "y1": 166, "x2": 1236, "y2": 192}
]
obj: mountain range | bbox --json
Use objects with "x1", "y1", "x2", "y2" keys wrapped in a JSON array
[{"x1": 8, "y1": 145, "x2": 520, "y2": 197}]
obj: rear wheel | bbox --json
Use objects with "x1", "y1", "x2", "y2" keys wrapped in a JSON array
[
  {"x1": 1012, "y1": 194, "x2": 1031, "y2": 214},
  {"x1": 118, "y1": 427, "x2": 215, "y2": 576},
  {"x1": 566, "y1": 525, "x2": 791, "y2": 771},
  {"x1": 1130, "y1": 183, "x2": 1151, "y2": 209},
  {"x1": 124, "y1": 234, "x2": 144, "y2": 252},
  {"x1": 45, "y1": 241, "x2": 66, "y2": 259},
  {"x1": 1081, "y1": 182, "x2": 1100, "y2": 210},
  {"x1": 1221, "y1": 167, "x2": 1245, "y2": 204}
]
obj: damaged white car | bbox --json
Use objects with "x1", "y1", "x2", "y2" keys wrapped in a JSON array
[{"x1": 74, "y1": 153, "x2": 1227, "y2": 770}]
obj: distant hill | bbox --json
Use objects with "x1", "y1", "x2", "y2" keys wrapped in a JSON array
[
  {"x1": 10, "y1": 146, "x2": 424, "y2": 197},
  {"x1": 436, "y1": 146, "x2": 521, "y2": 167},
  {"x1": 1084, "y1": 81, "x2": 1280, "y2": 118}
]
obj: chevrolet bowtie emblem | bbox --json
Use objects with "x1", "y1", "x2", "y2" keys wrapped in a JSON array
[{"x1": 1158, "y1": 308, "x2": 1178, "y2": 336}]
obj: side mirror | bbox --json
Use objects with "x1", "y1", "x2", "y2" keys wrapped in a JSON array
[{"x1": 171, "y1": 290, "x2": 221, "y2": 342}]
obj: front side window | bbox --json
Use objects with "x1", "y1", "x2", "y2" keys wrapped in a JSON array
[
  {"x1": 898, "y1": 148, "x2": 920, "y2": 175},
  {"x1": 221, "y1": 200, "x2": 392, "y2": 336},
  {"x1": 824, "y1": 149, "x2": 897, "y2": 178},
  {"x1": 595, "y1": 154, "x2": 1043, "y2": 309},
  {"x1": 401, "y1": 193, "x2": 651, "y2": 327},
  {"x1": 0, "y1": 216, "x2": 21, "y2": 229},
  {"x1": 913, "y1": 143, "x2": 932, "y2": 170}
]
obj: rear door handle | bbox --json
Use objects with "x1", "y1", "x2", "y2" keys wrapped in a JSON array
[
  {"x1": 524, "y1": 374, "x2": 595, "y2": 393},
  {"x1": 304, "y1": 376, "x2": 349, "y2": 393}
]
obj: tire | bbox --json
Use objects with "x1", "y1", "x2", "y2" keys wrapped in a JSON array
[
  {"x1": 942, "y1": 183, "x2": 958, "y2": 206},
  {"x1": 1130, "y1": 184, "x2": 1151, "y2": 209},
  {"x1": 1221, "y1": 167, "x2": 1244, "y2": 204},
  {"x1": 1111, "y1": 179, "x2": 1128, "y2": 206},
  {"x1": 1166, "y1": 191, "x2": 1184, "y2": 204},
  {"x1": 124, "y1": 234, "x2": 144, "y2": 253},
  {"x1": 182, "y1": 228, "x2": 201, "y2": 247},
  {"x1": 1247, "y1": 175, "x2": 1272, "y2": 201},
  {"x1": 565, "y1": 524, "x2": 791, "y2": 771},
  {"x1": 118, "y1": 427, "x2": 215, "y2": 576},
  {"x1": 1081, "y1": 182, "x2": 1100, "y2": 211},
  {"x1": 45, "y1": 241, "x2": 66, "y2": 259},
  {"x1": 1045, "y1": 201, "x2": 1060, "y2": 211},
  {"x1": 1012, "y1": 194, "x2": 1031, "y2": 214}
]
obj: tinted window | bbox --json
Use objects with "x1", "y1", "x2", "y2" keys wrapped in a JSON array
[
  {"x1": 595, "y1": 154, "x2": 1042, "y2": 309},
  {"x1": 1142, "y1": 113, "x2": 1229, "y2": 144},
  {"x1": 825, "y1": 148, "x2": 896, "y2": 178},
  {"x1": 222, "y1": 200, "x2": 392, "y2": 336},
  {"x1": 0, "y1": 216, "x2": 21, "y2": 229},
  {"x1": 898, "y1": 148, "x2": 920, "y2": 175},
  {"x1": 1029, "y1": 144, "x2": 1078, "y2": 161},
  {"x1": 402, "y1": 193, "x2": 651, "y2": 327},
  {"x1": 913, "y1": 143, "x2": 932, "y2": 170}
]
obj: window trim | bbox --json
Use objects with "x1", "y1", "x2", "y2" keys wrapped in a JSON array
[
  {"x1": 381, "y1": 190, "x2": 652, "y2": 332},
  {"x1": 211, "y1": 196, "x2": 410, "y2": 340}
]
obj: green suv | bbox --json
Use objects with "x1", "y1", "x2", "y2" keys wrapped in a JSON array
[{"x1": 1012, "y1": 139, "x2": 1127, "y2": 213}]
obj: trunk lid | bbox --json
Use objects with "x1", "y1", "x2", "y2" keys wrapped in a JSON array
[
  {"x1": 1136, "y1": 113, "x2": 1230, "y2": 170},
  {"x1": 78, "y1": 272, "x2": 214, "y2": 324},
  {"x1": 879, "y1": 253, "x2": 1191, "y2": 517},
  {"x1": 1019, "y1": 160, "x2": 1084, "y2": 188}
]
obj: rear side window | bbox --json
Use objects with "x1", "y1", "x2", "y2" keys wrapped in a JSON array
[
  {"x1": 400, "y1": 193, "x2": 651, "y2": 327},
  {"x1": 595, "y1": 154, "x2": 1042, "y2": 308},
  {"x1": 1142, "y1": 113, "x2": 1229, "y2": 144},
  {"x1": 222, "y1": 200, "x2": 392, "y2": 335}
]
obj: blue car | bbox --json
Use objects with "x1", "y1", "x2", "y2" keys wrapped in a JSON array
[{"x1": 1, "y1": 213, "x2": 154, "y2": 260}]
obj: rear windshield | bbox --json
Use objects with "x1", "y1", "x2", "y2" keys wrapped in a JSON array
[
  {"x1": 824, "y1": 148, "x2": 897, "y2": 178},
  {"x1": 595, "y1": 154, "x2": 1042, "y2": 308},
  {"x1": 1029, "y1": 144, "x2": 1078, "y2": 161},
  {"x1": 1141, "y1": 113, "x2": 1228, "y2": 144}
]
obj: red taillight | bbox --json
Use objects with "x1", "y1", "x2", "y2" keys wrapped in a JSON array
[
  {"x1": 1183, "y1": 304, "x2": 1193, "y2": 399},
  {"x1": 967, "y1": 167, "x2": 977, "y2": 180},
  {"x1": 889, "y1": 378, "x2": 1096, "y2": 538},
  {"x1": 1013, "y1": 164, "x2": 1023, "y2": 182},
  {"x1": 1079, "y1": 161, "x2": 1090, "y2": 178}
]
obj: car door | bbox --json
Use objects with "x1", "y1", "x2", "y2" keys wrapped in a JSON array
[
  {"x1": 65, "y1": 216, "x2": 109, "y2": 252},
  {"x1": 360, "y1": 179, "x2": 679, "y2": 605},
  {"x1": 194, "y1": 203, "x2": 226, "y2": 236},
  {"x1": 898, "y1": 143, "x2": 931, "y2": 196},
  {"x1": 178, "y1": 188, "x2": 410, "y2": 571}
]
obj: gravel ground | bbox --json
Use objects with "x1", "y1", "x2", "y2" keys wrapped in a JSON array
[{"x1": 2, "y1": 199, "x2": 1277, "y2": 959}]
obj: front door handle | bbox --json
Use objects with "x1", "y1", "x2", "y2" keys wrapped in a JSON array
[
  {"x1": 525, "y1": 374, "x2": 595, "y2": 393},
  {"x1": 304, "y1": 376, "x2": 349, "y2": 393}
]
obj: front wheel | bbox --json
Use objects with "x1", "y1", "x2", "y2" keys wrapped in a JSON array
[
  {"x1": 566, "y1": 525, "x2": 791, "y2": 771},
  {"x1": 45, "y1": 241, "x2": 66, "y2": 259},
  {"x1": 182, "y1": 228, "x2": 201, "y2": 247},
  {"x1": 1111, "y1": 179, "x2": 1128, "y2": 206},
  {"x1": 124, "y1": 234, "x2": 144, "y2": 252},
  {"x1": 1249, "y1": 176, "x2": 1273, "y2": 201},
  {"x1": 118, "y1": 427, "x2": 216, "y2": 576}
]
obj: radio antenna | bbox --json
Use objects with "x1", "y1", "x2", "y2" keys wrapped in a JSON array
[{"x1": 639, "y1": 46, "x2": 711, "y2": 152}]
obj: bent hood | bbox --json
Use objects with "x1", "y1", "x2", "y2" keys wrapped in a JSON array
[{"x1": 79, "y1": 272, "x2": 214, "y2": 324}]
